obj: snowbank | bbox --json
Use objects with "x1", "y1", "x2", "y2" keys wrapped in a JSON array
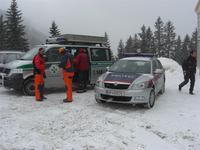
[{"x1": 0, "y1": 57, "x2": 200, "y2": 150}]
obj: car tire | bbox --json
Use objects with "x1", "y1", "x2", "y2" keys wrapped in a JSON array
[
  {"x1": 95, "y1": 98, "x2": 106, "y2": 103},
  {"x1": 159, "y1": 82, "x2": 165, "y2": 94},
  {"x1": 23, "y1": 78, "x2": 35, "y2": 96},
  {"x1": 144, "y1": 90, "x2": 155, "y2": 109}
]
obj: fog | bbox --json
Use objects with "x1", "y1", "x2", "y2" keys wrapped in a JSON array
[{"x1": 0, "y1": 0, "x2": 198, "y2": 53}]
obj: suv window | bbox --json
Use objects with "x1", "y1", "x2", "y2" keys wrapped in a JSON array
[
  {"x1": 90, "y1": 48, "x2": 111, "y2": 61},
  {"x1": 46, "y1": 47, "x2": 61, "y2": 62},
  {"x1": 0, "y1": 54, "x2": 4, "y2": 63},
  {"x1": 6, "y1": 54, "x2": 17, "y2": 63}
]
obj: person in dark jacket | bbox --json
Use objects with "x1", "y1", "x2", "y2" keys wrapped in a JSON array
[
  {"x1": 58, "y1": 47, "x2": 74, "y2": 103},
  {"x1": 33, "y1": 48, "x2": 46, "y2": 101},
  {"x1": 74, "y1": 48, "x2": 89, "y2": 93},
  {"x1": 179, "y1": 50, "x2": 197, "y2": 95}
]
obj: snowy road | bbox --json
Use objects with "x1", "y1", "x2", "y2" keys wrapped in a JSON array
[{"x1": 0, "y1": 58, "x2": 200, "y2": 150}]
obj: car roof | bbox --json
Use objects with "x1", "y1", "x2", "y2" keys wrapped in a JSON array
[
  {"x1": 0, "y1": 51, "x2": 24, "y2": 54},
  {"x1": 121, "y1": 57, "x2": 153, "y2": 61}
]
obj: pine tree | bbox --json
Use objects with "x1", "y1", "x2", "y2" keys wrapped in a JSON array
[
  {"x1": 125, "y1": 36, "x2": 133, "y2": 53},
  {"x1": 6, "y1": 0, "x2": 29, "y2": 51},
  {"x1": 139, "y1": 25, "x2": 148, "y2": 53},
  {"x1": 154, "y1": 17, "x2": 165, "y2": 57},
  {"x1": 0, "y1": 15, "x2": 7, "y2": 50},
  {"x1": 189, "y1": 29, "x2": 197, "y2": 52},
  {"x1": 117, "y1": 39, "x2": 125, "y2": 58},
  {"x1": 146, "y1": 27, "x2": 155, "y2": 53},
  {"x1": 132, "y1": 34, "x2": 141, "y2": 53},
  {"x1": 49, "y1": 21, "x2": 61, "y2": 38},
  {"x1": 182, "y1": 34, "x2": 190, "y2": 60},
  {"x1": 104, "y1": 32, "x2": 115, "y2": 60},
  {"x1": 174, "y1": 36, "x2": 183, "y2": 64},
  {"x1": 163, "y1": 21, "x2": 176, "y2": 58}
]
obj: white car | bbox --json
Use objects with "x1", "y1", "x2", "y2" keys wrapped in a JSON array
[
  {"x1": 95, "y1": 55, "x2": 165, "y2": 108},
  {"x1": 0, "y1": 51, "x2": 24, "y2": 85}
]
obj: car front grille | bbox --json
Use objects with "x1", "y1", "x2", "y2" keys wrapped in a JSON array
[
  {"x1": 104, "y1": 83, "x2": 130, "y2": 89},
  {"x1": 101, "y1": 94, "x2": 132, "y2": 102}
]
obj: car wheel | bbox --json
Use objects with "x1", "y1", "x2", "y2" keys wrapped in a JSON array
[
  {"x1": 144, "y1": 90, "x2": 155, "y2": 109},
  {"x1": 95, "y1": 98, "x2": 106, "y2": 103},
  {"x1": 23, "y1": 78, "x2": 35, "y2": 96},
  {"x1": 159, "y1": 82, "x2": 165, "y2": 94}
]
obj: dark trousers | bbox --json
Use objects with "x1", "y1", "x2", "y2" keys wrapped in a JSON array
[
  {"x1": 179, "y1": 73, "x2": 195, "y2": 93},
  {"x1": 78, "y1": 70, "x2": 88, "y2": 90}
]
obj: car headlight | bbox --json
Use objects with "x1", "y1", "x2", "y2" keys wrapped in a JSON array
[
  {"x1": 130, "y1": 81, "x2": 149, "y2": 90},
  {"x1": 10, "y1": 68, "x2": 23, "y2": 74},
  {"x1": 95, "y1": 80, "x2": 103, "y2": 87}
]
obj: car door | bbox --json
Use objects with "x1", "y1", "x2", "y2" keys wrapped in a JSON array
[
  {"x1": 155, "y1": 59, "x2": 165, "y2": 91},
  {"x1": 152, "y1": 60, "x2": 160, "y2": 94},
  {"x1": 45, "y1": 47, "x2": 64, "y2": 88}
]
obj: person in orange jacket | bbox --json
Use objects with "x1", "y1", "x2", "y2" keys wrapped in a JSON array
[
  {"x1": 58, "y1": 47, "x2": 74, "y2": 103},
  {"x1": 33, "y1": 47, "x2": 46, "y2": 101}
]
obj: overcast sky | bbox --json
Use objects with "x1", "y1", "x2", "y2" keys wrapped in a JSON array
[{"x1": 0, "y1": 0, "x2": 198, "y2": 53}]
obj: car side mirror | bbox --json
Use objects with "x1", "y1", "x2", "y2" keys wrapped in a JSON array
[{"x1": 154, "y1": 69, "x2": 163, "y2": 74}]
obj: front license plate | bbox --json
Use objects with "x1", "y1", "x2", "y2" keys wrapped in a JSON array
[{"x1": 106, "y1": 90, "x2": 124, "y2": 96}]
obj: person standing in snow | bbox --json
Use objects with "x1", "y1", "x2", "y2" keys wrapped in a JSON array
[
  {"x1": 179, "y1": 50, "x2": 197, "y2": 95},
  {"x1": 74, "y1": 48, "x2": 89, "y2": 93},
  {"x1": 58, "y1": 47, "x2": 74, "y2": 103},
  {"x1": 33, "y1": 47, "x2": 47, "y2": 101}
]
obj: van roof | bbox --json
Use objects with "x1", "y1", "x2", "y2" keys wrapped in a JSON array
[
  {"x1": 0, "y1": 51, "x2": 24, "y2": 54},
  {"x1": 39, "y1": 44, "x2": 109, "y2": 49}
]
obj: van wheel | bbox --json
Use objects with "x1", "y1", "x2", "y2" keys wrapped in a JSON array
[
  {"x1": 144, "y1": 90, "x2": 155, "y2": 109},
  {"x1": 23, "y1": 78, "x2": 35, "y2": 96},
  {"x1": 95, "y1": 98, "x2": 106, "y2": 103}
]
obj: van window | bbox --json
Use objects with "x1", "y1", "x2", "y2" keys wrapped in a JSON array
[
  {"x1": 90, "y1": 48, "x2": 110, "y2": 61},
  {"x1": 0, "y1": 54, "x2": 4, "y2": 63},
  {"x1": 46, "y1": 47, "x2": 61, "y2": 62},
  {"x1": 21, "y1": 46, "x2": 44, "y2": 60}
]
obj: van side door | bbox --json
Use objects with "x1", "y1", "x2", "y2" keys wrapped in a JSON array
[
  {"x1": 45, "y1": 47, "x2": 64, "y2": 88},
  {"x1": 89, "y1": 48, "x2": 113, "y2": 84}
]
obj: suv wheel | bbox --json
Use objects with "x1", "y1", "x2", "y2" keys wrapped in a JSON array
[
  {"x1": 144, "y1": 90, "x2": 155, "y2": 109},
  {"x1": 23, "y1": 78, "x2": 35, "y2": 96}
]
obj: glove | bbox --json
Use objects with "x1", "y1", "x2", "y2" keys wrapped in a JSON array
[{"x1": 43, "y1": 72, "x2": 47, "y2": 78}]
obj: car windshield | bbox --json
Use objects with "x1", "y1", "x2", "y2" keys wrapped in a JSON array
[
  {"x1": 109, "y1": 59, "x2": 151, "y2": 74},
  {"x1": 21, "y1": 46, "x2": 45, "y2": 60}
]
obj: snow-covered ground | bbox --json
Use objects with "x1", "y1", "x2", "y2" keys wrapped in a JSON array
[{"x1": 0, "y1": 58, "x2": 200, "y2": 150}]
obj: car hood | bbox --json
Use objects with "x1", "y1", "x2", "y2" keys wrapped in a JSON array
[
  {"x1": 104, "y1": 72, "x2": 153, "y2": 84},
  {"x1": 4, "y1": 60, "x2": 32, "y2": 69}
]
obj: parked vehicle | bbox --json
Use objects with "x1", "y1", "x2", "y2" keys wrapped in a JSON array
[
  {"x1": 95, "y1": 54, "x2": 165, "y2": 108},
  {"x1": 0, "y1": 51, "x2": 24, "y2": 85},
  {"x1": 2, "y1": 34, "x2": 113, "y2": 95}
]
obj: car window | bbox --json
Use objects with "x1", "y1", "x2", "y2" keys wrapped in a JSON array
[
  {"x1": 6, "y1": 54, "x2": 17, "y2": 63},
  {"x1": 152, "y1": 60, "x2": 157, "y2": 71},
  {"x1": 109, "y1": 60, "x2": 151, "y2": 74},
  {"x1": 46, "y1": 47, "x2": 62, "y2": 62},
  {"x1": 156, "y1": 60, "x2": 163, "y2": 69},
  {"x1": 90, "y1": 48, "x2": 111, "y2": 61}
]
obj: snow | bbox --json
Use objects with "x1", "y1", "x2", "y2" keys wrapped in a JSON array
[{"x1": 0, "y1": 57, "x2": 200, "y2": 150}]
